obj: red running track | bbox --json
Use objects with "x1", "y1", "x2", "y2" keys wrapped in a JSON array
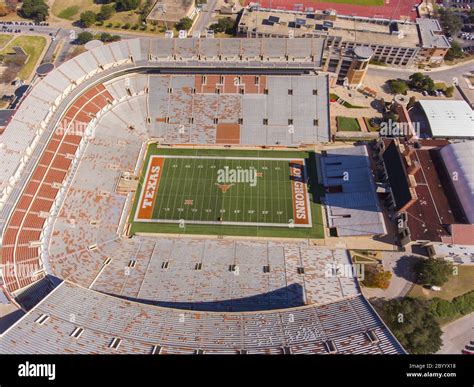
[{"x1": 247, "y1": 0, "x2": 420, "y2": 21}]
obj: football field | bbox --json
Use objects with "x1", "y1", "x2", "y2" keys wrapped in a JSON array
[
  {"x1": 128, "y1": 147, "x2": 325, "y2": 238},
  {"x1": 134, "y1": 155, "x2": 311, "y2": 227}
]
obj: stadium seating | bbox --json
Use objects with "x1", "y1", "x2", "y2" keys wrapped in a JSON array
[
  {"x1": 0, "y1": 38, "x2": 404, "y2": 355},
  {"x1": 0, "y1": 281, "x2": 404, "y2": 354}
]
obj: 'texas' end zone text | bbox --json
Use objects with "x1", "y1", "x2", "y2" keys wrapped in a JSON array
[{"x1": 137, "y1": 156, "x2": 164, "y2": 220}]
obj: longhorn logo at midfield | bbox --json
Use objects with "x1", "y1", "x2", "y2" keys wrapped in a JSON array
[{"x1": 215, "y1": 183, "x2": 234, "y2": 193}]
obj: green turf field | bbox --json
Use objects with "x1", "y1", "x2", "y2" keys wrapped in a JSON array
[
  {"x1": 146, "y1": 157, "x2": 301, "y2": 225},
  {"x1": 128, "y1": 147, "x2": 325, "y2": 238}
]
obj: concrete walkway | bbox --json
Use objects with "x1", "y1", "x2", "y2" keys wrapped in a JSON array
[
  {"x1": 362, "y1": 252, "x2": 420, "y2": 300},
  {"x1": 438, "y1": 312, "x2": 474, "y2": 354}
]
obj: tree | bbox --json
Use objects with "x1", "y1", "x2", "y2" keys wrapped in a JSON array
[
  {"x1": 445, "y1": 86, "x2": 454, "y2": 98},
  {"x1": 115, "y1": 0, "x2": 141, "y2": 12},
  {"x1": 176, "y1": 17, "x2": 193, "y2": 31},
  {"x1": 5, "y1": 0, "x2": 19, "y2": 11},
  {"x1": 363, "y1": 266, "x2": 392, "y2": 289},
  {"x1": 384, "y1": 111, "x2": 399, "y2": 123},
  {"x1": 417, "y1": 258, "x2": 453, "y2": 287},
  {"x1": 80, "y1": 11, "x2": 97, "y2": 27},
  {"x1": 99, "y1": 32, "x2": 120, "y2": 42},
  {"x1": 97, "y1": 4, "x2": 115, "y2": 21},
  {"x1": 379, "y1": 298, "x2": 442, "y2": 354},
  {"x1": 76, "y1": 31, "x2": 94, "y2": 45},
  {"x1": 0, "y1": 0, "x2": 17, "y2": 15},
  {"x1": 20, "y1": 0, "x2": 49, "y2": 22},
  {"x1": 430, "y1": 298, "x2": 457, "y2": 318},
  {"x1": 431, "y1": 291, "x2": 474, "y2": 318},
  {"x1": 468, "y1": 9, "x2": 474, "y2": 24},
  {"x1": 389, "y1": 79, "x2": 408, "y2": 95},
  {"x1": 209, "y1": 17, "x2": 235, "y2": 34},
  {"x1": 0, "y1": 57, "x2": 24, "y2": 84},
  {"x1": 438, "y1": 8, "x2": 463, "y2": 36},
  {"x1": 408, "y1": 72, "x2": 425, "y2": 89},
  {"x1": 408, "y1": 72, "x2": 434, "y2": 92},
  {"x1": 453, "y1": 290, "x2": 474, "y2": 315},
  {"x1": 444, "y1": 41, "x2": 464, "y2": 61}
]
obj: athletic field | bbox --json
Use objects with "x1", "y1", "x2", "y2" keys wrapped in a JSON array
[{"x1": 128, "y1": 147, "x2": 325, "y2": 238}]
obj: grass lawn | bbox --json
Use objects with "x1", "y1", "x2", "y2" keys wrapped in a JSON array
[
  {"x1": 342, "y1": 100, "x2": 365, "y2": 109},
  {"x1": 0, "y1": 35, "x2": 47, "y2": 80},
  {"x1": 0, "y1": 34, "x2": 13, "y2": 49},
  {"x1": 128, "y1": 147, "x2": 325, "y2": 239},
  {"x1": 58, "y1": 6, "x2": 81, "y2": 20},
  {"x1": 408, "y1": 266, "x2": 474, "y2": 301},
  {"x1": 107, "y1": 10, "x2": 141, "y2": 27},
  {"x1": 330, "y1": 93, "x2": 364, "y2": 108},
  {"x1": 215, "y1": 32, "x2": 234, "y2": 38},
  {"x1": 53, "y1": 0, "x2": 143, "y2": 26},
  {"x1": 52, "y1": 0, "x2": 100, "y2": 19},
  {"x1": 337, "y1": 116, "x2": 361, "y2": 132},
  {"x1": 434, "y1": 82, "x2": 447, "y2": 91}
]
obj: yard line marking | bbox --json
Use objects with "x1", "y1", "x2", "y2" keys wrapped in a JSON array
[
  {"x1": 168, "y1": 157, "x2": 184, "y2": 219},
  {"x1": 160, "y1": 156, "x2": 177, "y2": 220}
]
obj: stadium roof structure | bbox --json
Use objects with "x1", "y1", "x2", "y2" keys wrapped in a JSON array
[
  {"x1": 416, "y1": 18, "x2": 450, "y2": 49},
  {"x1": 382, "y1": 141, "x2": 414, "y2": 212},
  {"x1": 440, "y1": 142, "x2": 474, "y2": 224},
  {"x1": 442, "y1": 224, "x2": 474, "y2": 246},
  {"x1": 321, "y1": 146, "x2": 387, "y2": 237},
  {"x1": 0, "y1": 281, "x2": 405, "y2": 354},
  {"x1": 239, "y1": 9, "x2": 423, "y2": 47},
  {"x1": 429, "y1": 243, "x2": 474, "y2": 265},
  {"x1": 379, "y1": 138, "x2": 467, "y2": 244},
  {"x1": 418, "y1": 100, "x2": 474, "y2": 139}
]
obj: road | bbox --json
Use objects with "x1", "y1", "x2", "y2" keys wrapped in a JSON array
[
  {"x1": 438, "y1": 312, "x2": 474, "y2": 354},
  {"x1": 367, "y1": 60, "x2": 474, "y2": 105},
  {"x1": 367, "y1": 60, "x2": 474, "y2": 84},
  {"x1": 361, "y1": 251, "x2": 420, "y2": 300},
  {"x1": 191, "y1": 0, "x2": 219, "y2": 35},
  {"x1": 1, "y1": 23, "x2": 150, "y2": 66}
]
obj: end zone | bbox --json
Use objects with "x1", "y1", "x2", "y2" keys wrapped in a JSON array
[
  {"x1": 135, "y1": 156, "x2": 164, "y2": 221},
  {"x1": 290, "y1": 160, "x2": 311, "y2": 226}
]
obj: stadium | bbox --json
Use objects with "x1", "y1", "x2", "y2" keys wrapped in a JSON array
[{"x1": 0, "y1": 38, "x2": 404, "y2": 354}]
